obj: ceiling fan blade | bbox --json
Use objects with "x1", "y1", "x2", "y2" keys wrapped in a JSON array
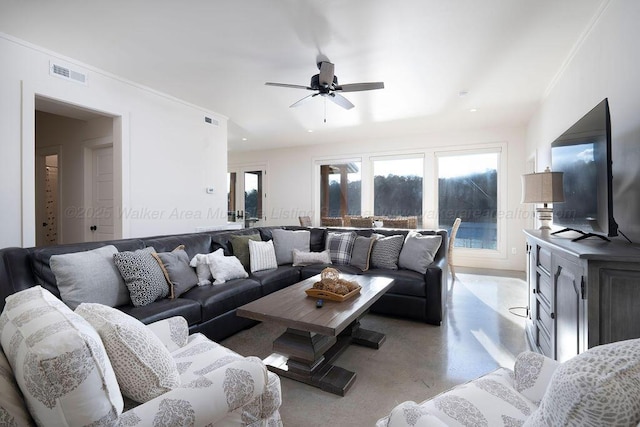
[
  {"x1": 318, "y1": 61, "x2": 335, "y2": 87},
  {"x1": 265, "y1": 82, "x2": 311, "y2": 90},
  {"x1": 289, "y1": 93, "x2": 319, "y2": 108},
  {"x1": 327, "y1": 93, "x2": 355, "y2": 110},
  {"x1": 335, "y1": 82, "x2": 385, "y2": 92}
]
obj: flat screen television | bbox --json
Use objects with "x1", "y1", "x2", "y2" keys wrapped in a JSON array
[{"x1": 550, "y1": 98, "x2": 618, "y2": 241}]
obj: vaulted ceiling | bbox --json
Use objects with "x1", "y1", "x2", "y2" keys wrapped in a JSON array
[{"x1": 0, "y1": 0, "x2": 605, "y2": 151}]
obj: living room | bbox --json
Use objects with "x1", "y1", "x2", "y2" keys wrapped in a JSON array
[{"x1": 1, "y1": 1, "x2": 640, "y2": 425}]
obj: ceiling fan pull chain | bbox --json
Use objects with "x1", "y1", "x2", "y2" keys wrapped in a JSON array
[{"x1": 324, "y1": 97, "x2": 327, "y2": 123}]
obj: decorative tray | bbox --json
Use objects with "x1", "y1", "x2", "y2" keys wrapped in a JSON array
[{"x1": 305, "y1": 285, "x2": 361, "y2": 302}]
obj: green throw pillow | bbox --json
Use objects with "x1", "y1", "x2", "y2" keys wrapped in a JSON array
[{"x1": 230, "y1": 234, "x2": 262, "y2": 272}]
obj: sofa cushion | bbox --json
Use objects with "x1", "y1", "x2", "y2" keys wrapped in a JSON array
[
  {"x1": 251, "y1": 265, "x2": 301, "y2": 295},
  {"x1": 146, "y1": 316, "x2": 189, "y2": 352},
  {"x1": 362, "y1": 268, "x2": 427, "y2": 297},
  {"x1": 325, "y1": 231, "x2": 357, "y2": 265},
  {"x1": 272, "y1": 229, "x2": 310, "y2": 265},
  {"x1": 49, "y1": 244, "x2": 130, "y2": 309},
  {"x1": 398, "y1": 232, "x2": 442, "y2": 274},
  {"x1": 524, "y1": 338, "x2": 640, "y2": 427},
  {"x1": 0, "y1": 286, "x2": 123, "y2": 426},
  {"x1": 249, "y1": 240, "x2": 278, "y2": 273},
  {"x1": 309, "y1": 228, "x2": 327, "y2": 252},
  {"x1": 75, "y1": 303, "x2": 181, "y2": 403},
  {"x1": 230, "y1": 234, "x2": 262, "y2": 272},
  {"x1": 350, "y1": 236, "x2": 375, "y2": 271},
  {"x1": 292, "y1": 249, "x2": 332, "y2": 267},
  {"x1": 153, "y1": 247, "x2": 199, "y2": 298},
  {"x1": 119, "y1": 297, "x2": 202, "y2": 327},
  {"x1": 370, "y1": 234, "x2": 404, "y2": 270},
  {"x1": 0, "y1": 346, "x2": 35, "y2": 426},
  {"x1": 300, "y1": 264, "x2": 362, "y2": 280},
  {"x1": 114, "y1": 247, "x2": 170, "y2": 307},
  {"x1": 180, "y1": 278, "x2": 263, "y2": 320},
  {"x1": 142, "y1": 233, "x2": 212, "y2": 260},
  {"x1": 208, "y1": 249, "x2": 249, "y2": 284}
]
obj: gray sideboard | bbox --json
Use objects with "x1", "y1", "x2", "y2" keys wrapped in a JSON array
[{"x1": 524, "y1": 229, "x2": 640, "y2": 362}]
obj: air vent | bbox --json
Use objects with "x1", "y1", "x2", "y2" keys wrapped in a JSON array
[
  {"x1": 49, "y1": 61, "x2": 87, "y2": 85},
  {"x1": 204, "y1": 116, "x2": 219, "y2": 126}
]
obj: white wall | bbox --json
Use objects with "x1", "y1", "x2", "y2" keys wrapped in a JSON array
[
  {"x1": 526, "y1": 0, "x2": 640, "y2": 242},
  {"x1": 230, "y1": 126, "x2": 529, "y2": 271},
  {"x1": 0, "y1": 33, "x2": 228, "y2": 248}
]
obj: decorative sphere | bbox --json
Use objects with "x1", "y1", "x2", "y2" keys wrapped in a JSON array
[{"x1": 321, "y1": 267, "x2": 340, "y2": 286}]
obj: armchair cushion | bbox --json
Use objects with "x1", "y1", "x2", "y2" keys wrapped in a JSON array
[
  {"x1": 513, "y1": 351, "x2": 560, "y2": 404},
  {"x1": 0, "y1": 286, "x2": 123, "y2": 426},
  {"x1": 145, "y1": 316, "x2": 189, "y2": 352},
  {"x1": 75, "y1": 303, "x2": 181, "y2": 403},
  {"x1": 0, "y1": 347, "x2": 35, "y2": 426}
]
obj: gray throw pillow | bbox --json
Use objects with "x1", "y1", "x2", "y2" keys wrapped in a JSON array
[
  {"x1": 153, "y1": 248, "x2": 199, "y2": 298},
  {"x1": 113, "y1": 247, "x2": 170, "y2": 307},
  {"x1": 398, "y1": 232, "x2": 442, "y2": 274},
  {"x1": 370, "y1": 234, "x2": 404, "y2": 270},
  {"x1": 325, "y1": 231, "x2": 357, "y2": 265},
  {"x1": 350, "y1": 236, "x2": 376, "y2": 271},
  {"x1": 229, "y1": 234, "x2": 262, "y2": 271},
  {"x1": 50, "y1": 245, "x2": 130, "y2": 309},
  {"x1": 272, "y1": 229, "x2": 311, "y2": 265}
]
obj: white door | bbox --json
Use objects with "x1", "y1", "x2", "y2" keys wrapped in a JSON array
[
  {"x1": 228, "y1": 166, "x2": 267, "y2": 227},
  {"x1": 89, "y1": 146, "x2": 115, "y2": 241}
]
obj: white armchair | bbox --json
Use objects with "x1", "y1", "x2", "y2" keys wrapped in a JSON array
[
  {"x1": 0, "y1": 286, "x2": 282, "y2": 427},
  {"x1": 377, "y1": 338, "x2": 640, "y2": 426}
]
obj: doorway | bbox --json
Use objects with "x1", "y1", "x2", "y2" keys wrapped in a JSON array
[
  {"x1": 35, "y1": 148, "x2": 60, "y2": 246},
  {"x1": 228, "y1": 166, "x2": 267, "y2": 228}
]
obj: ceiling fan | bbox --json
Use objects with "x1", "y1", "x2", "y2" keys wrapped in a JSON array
[{"x1": 265, "y1": 61, "x2": 384, "y2": 110}]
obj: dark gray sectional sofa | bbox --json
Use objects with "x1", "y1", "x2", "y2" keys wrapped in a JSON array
[{"x1": 0, "y1": 226, "x2": 448, "y2": 342}]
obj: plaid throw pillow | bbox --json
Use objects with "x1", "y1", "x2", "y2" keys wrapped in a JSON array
[{"x1": 325, "y1": 232, "x2": 357, "y2": 265}]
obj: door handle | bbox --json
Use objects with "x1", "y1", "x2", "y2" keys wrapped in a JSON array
[{"x1": 90, "y1": 225, "x2": 97, "y2": 231}]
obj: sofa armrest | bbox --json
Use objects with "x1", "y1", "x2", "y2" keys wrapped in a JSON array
[
  {"x1": 423, "y1": 255, "x2": 447, "y2": 325},
  {"x1": 146, "y1": 316, "x2": 189, "y2": 352},
  {"x1": 117, "y1": 357, "x2": 268, "y2": 426},
  {"x1": 513, "y1": 351, "x2": 560, "y2": 404}
]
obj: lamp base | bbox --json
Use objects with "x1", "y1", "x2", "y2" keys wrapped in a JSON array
[{"x1": 536, "y1": 207, "x2": 553, "y2": 230}]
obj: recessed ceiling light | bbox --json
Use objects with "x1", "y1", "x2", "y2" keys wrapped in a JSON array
[
  {"x1": 469, "y1": 108, "x2": 478, "y2": 113},
  {"x1": 459, "y1": 90, "x2": 469, "y2": 97},
  {"x1": 307, "y1": 129, "x2": 314, "y2": 133},
  {"x1": 242, "y1": 137, "x2": 247, "y2": 141}
]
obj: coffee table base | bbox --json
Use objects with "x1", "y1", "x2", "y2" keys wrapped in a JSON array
[{"x1": 263, "y1": 319, "x2": 385, "y2": 396}]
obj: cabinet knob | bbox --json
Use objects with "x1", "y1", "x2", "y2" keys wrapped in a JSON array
[
  {"x1": 532, "y1": 289, "x2": 536, "y2": 294},
  {"x1": 550, "y1": 312, "x2": 555, "y2": 319}
]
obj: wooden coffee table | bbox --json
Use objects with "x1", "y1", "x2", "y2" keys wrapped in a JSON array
[{"x1": 236, "y1": 274, "x2": 394, "y2": 396}]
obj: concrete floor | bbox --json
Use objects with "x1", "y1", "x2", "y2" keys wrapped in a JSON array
[{"x1": 221, "y1": 270, "x2": 528, "y2": 426}]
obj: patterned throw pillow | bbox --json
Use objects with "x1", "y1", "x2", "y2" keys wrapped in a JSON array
[
  {"x1": 513, "y1": 351, "x2": 560, "y2": 404},
  {"x1": 75, "y1": 303, "x2": 181, "y2": 404},
  {"x1": 325, "y1": 232, "x2": 357, "y2": 265},
  {"x1": 524, "y1": 338, "x2": 640, "y2": 427},
  {"x1": 0, "y1": 340, "x2": 36, "y2": 426},
  {"x1": 207, "y1": 249, "x2": 249, "y2": 284},
  {"x1": 0, "y1": 286, "x2": 123, "y2": 426},
  {"x1": 370, "y1": 234, "x2": 404, "y2": 270},
  {"x1": 248, "y1": 240, "x2": 278, "y2": 273},
  {"x1": 292, "y1": 249, "x2": 332, "y2": 266},
  {"x1": 113, "y1": 247, "x2": 170, "y2": 307}
]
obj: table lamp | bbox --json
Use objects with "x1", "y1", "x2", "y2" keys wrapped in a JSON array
[{"x1": 521, "y1": 167, "x2": 564, "y2": 230}]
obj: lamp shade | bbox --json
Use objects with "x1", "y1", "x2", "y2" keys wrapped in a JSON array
[{"x1": 521, "y1": 167, "x2": 564, "y2": 204}]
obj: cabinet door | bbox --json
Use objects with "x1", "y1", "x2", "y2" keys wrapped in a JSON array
[{"x1": 554, "y1": 256, "x2": 583, "y2": 363}]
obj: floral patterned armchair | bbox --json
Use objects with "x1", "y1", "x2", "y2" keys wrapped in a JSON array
[
  {"x1": 377, "y1": 338, "x2": 640, "y2": 426},
  {"x1": 0, "y1": 286, "x2": 282, "y2": 426}
]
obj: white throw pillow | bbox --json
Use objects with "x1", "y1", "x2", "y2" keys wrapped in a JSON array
[
  {"x1": 50, "y1": 244, "x2": 130, "y2": 309},
  {"x1": 75, "y1": 303, "x2": 181, "y2": 403},
  {"x1": 249, "y1": 239, "x2": 278, "y2": 273},
  {"x1": 189, "y1": 253, "x2": 215, "y2": 285},
  {"x1": 0, "y1": 286, "x2": 123, "y2": 426},
  {"x1": 292, "y1": 249, "x2": 332, "y2": 266},
  {"x1": 207, "y1": 249, "x2": 249, "y2": 284},
  {"x1": 0, "y1": 346, "x2": 35, "y2": 426}
]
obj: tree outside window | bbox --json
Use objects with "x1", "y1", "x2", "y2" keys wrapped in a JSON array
[
  {"x1": 438, "y1": 152, "x2": 498, "y2": 249},
  {"x1": 373, "y1": 157, "x2": 423, "y2": 227}
]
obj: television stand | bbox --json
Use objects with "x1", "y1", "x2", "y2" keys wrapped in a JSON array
[{"x1": 550, "y1": 228, "x2": 611, "y2": 242}]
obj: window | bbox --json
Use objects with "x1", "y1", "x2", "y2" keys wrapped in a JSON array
[
  {"x1": 438, "y1": 151, "x2": 499, "y2": 249},
  {"x1": 319, "y1": 162, "x2": 361, "y2": 219},
  {"x1": 373, "y1": 156, "x2": 423, "y2": 227}
]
